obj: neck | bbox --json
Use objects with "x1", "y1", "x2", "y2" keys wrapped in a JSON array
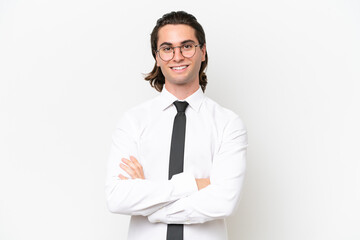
[{"x1": 164, "y1": 83, "x2": 200, "y2": 100}]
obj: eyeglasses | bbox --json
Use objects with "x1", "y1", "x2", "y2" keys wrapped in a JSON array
[{"x1": 156, "y1": 43, "x2": 202, "y2": 61}]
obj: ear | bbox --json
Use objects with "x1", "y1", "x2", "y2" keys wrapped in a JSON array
[
  {"x1": 155, "y1": 53, "x2": 160, "y2": 67},
  {"x1": 201, "y1": 43, "x2": 206, "y2": 62}
]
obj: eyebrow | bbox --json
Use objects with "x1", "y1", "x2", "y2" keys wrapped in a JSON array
[{"x1": 159, "y1": 39, "x2": 196, "y2": 48}]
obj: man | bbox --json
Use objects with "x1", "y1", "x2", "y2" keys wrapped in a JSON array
[{"x1": 106, "y1": 11, "x2": 247, "y2": 240}]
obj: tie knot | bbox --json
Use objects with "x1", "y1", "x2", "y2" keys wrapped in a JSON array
[{"x1": 173, "y1": 101, "x2": 189, "y2": 113}]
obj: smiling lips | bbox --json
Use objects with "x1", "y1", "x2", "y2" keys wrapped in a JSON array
[{"x1": 170, "y1": 65, "x2": 189, "y2": 72}]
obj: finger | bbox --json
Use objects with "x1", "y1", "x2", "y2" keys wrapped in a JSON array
[
  {"x1": 122, "y1": 158, "x2": 142, "y2": 177},
  {"x1": 130, "y1": 156, "x2": 145, "y2": 179},
  {"x1": 126, "y1": 157, "x2": 143, "y2": 178},
  {"x1": 130, "y1": 155, "x2": 140, "y2": 164},
  {"x1": 122, "y1": 158, "x2": 137, "y2": 170},
  {"x1": 120, "y1": 163, "x2": 137, "y2": 179},
  {"x1": 118, "y1": 174, "x2": 128, "y2": 180}
]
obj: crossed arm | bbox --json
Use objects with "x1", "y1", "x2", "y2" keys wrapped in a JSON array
[
  {"x1": 106, "y1": 114, "x2": 247, "y2": 224},
  {"x1": 118, "y1": 156, "x2": 210, "y2": 190}
]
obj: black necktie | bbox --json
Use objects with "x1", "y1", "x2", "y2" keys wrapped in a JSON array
[{"x1": 167, "y1": 101, "x2": 188, "y2": 240}]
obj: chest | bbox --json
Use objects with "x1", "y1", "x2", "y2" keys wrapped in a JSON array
[{"x1": 138, "y1": 111, "x2": 220, "y2": 180}]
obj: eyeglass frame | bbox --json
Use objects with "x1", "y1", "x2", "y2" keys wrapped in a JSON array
[{"x1": 155, "y1": 43, "x2": 203, "y2": 62}]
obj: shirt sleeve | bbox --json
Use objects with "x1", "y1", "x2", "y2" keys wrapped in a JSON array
[
  {"x1": 147, "y1": 116, "x2": 247, "y2": 224},
  {"x1": 105, "y1": 113, "x2": 198, "y2": 217}
]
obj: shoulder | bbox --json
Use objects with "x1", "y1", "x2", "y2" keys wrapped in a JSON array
[
  {"x1": 202, "y1": 96, "x2": 247, "y2": 145},
  {"x1": 116, "y1": 96, "x2": 159, "y2": 129},
  {"x1": 203, "y1": 96, "x2": 246, "y2": 129},
  {"x1": 125, "y1": 97, "x2": 158, "y2": 119}
]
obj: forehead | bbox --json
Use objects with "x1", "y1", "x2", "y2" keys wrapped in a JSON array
[{"x1": 157, "y1": 24, "x2": 197, "y2": 47}]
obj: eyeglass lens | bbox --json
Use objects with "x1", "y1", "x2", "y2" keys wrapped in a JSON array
[{"x1": 159, "y1": 44, "x2": 197, "y2": 61}]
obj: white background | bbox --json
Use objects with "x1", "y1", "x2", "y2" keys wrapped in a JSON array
[{"x1": 1, "y1": 0, "x2": 359, "y2": 239}]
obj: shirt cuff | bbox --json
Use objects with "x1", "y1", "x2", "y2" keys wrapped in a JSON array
[
  {"x1": 148, "y1": 197, "x2": 192, "y2": 224},
  {"x1": 169, "y1": 172, "x2": 198, "y2": 198}
]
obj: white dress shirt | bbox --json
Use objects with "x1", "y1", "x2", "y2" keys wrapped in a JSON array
[{"x1": 106, "y1": 86, "x2": 248, "y2": 240}]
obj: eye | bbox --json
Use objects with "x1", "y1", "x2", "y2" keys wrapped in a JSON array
[
  {"x1": 161, "y1": 47, "x2": 172, "y2": 53},
  {"x1": 183, "y1": 44, "x2": 193, "y2": 50}
]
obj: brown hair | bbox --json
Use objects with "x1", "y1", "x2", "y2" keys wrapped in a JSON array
[{"x1": 144, "y1": 11, "x2": 208, "y2": 92}]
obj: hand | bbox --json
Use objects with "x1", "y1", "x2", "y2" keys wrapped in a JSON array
[
  {"x1": 195, "y1": 178, "x2": 210, "y2": 190},
  {"x1": 118, "y1": 156, "x2": 145, "y2": 180}
]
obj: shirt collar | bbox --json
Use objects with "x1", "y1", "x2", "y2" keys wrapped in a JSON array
[{"x1": 158, "y1": 86, "x2": 205, "y2": 112}]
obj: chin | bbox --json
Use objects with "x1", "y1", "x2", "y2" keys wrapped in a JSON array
[{"x1": 170, "y1": 79, "x2": 192, "y2": 86}]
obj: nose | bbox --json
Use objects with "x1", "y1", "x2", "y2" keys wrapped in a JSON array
[{"x1": 172, "y1": 47, "x2": 184, "y2": 62}]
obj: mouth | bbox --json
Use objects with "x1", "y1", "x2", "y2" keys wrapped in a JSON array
[{"x1": 170, "y1": 65, "x2": 189, "y2": 71}]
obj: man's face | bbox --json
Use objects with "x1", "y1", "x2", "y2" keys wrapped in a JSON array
[{"x1": 156, "y1": 24, "x2": 206, "y2": 89}]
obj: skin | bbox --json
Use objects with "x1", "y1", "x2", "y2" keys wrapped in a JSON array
[
  {"x1": 156, "y1": 24, "x2": 206, "y2": 100},
  {"x1": 118, "y1": 24, "x2": 210, "y2": 191}
]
